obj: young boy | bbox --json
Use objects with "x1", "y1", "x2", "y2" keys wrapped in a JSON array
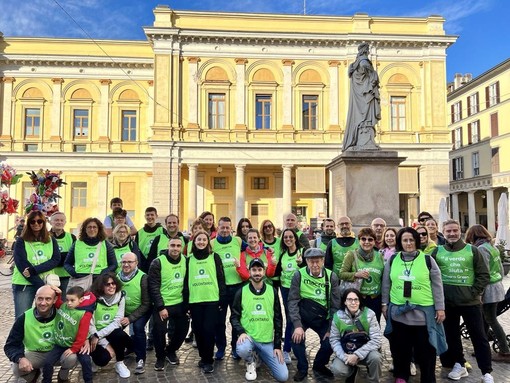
[
  {"x1": 104, "y1": 197, "x2": 137, "y2": 237},
  {"x1": 134, "y1": 207, "x2": 167, "y2": 272},
  {"x1": 42, "y1": 286, "x2": 96, "y2": 383}
]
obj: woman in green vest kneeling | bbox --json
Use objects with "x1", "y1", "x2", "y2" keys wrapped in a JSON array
[
  {"x1": 381, "y1": 227, "x2": 447, "y2": 383},
  {"x1": 330, "y1": 288, "x2": 382, "y2": 382}
]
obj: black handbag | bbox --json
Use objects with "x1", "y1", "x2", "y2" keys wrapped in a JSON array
[{"x1": 340, "y1": 319, "x2": 370, "y2": 354}]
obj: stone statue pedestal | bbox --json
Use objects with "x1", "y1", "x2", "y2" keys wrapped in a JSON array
[{"x1": 327, "y1": 150, "x2": 406, "y2": 230}]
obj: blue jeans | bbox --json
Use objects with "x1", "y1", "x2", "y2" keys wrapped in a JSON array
[
  {"x1": 42, "y1": 345, "x2": 92, "y2": 383},
  {"x1": 236, "y1": 337, "x2": 289, "y2": 382},
  {"x1": 131, "y1": 311, "x2": 151, "y2": 361},
  {"x1": 12, "y1": 284, "x2": 38, "y2": 318},
  {"x1": 280, "y1": 286, "x2": 294, "y2": 353}
]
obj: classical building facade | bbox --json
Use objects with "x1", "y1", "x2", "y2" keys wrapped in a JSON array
[
  {"x1": 0, "y1": 6, "x2": 455, "y2": 234},
  {"x1": 448, "y1": 59, "x2": 510, "y2": 233}
]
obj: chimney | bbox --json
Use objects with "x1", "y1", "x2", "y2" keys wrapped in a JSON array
[{"x1": 454, "y1": 73, "x2": 462, "y2": 89}]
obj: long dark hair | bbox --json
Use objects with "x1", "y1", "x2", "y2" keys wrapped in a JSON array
[
  {"x1": 91, "y1": 272, "x2": 121, "y2": 297},
  {"x1": 199, "y1": 211, "x2": 216, "y2": 233},
  {"x1": 236, "y1": 218, "x2": 253, "y2": 240},
  {"x1": 21, "y1": 211, "x2": 51, "y2": 243},
  {"x1": 280, "y1": 228, "x2": 301, "y2": 254},
  {"x1": 340, "y1": 288, "x2": 365, "y2": 311},
  {"x1": 79, "y1": 217, "x2": 106, "y2": 241},
  {"x1": 191, "y1": 231, "x2": 212, "y2": 254}
]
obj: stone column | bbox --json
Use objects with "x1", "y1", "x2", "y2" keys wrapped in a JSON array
[
  {"x1": 235, "y1": 59, "x2": 247, "y2": 129},
  {"x1": 485, "y1": 188, "x2": 496, "y2": 234},
  {"x1": 187, "y1": 57, "x2": 200, "y2": 129},
  {"x1": 282, "y1": 165, "x2": 293, "y2": 214},
  {"x1": 188, "y1": 164, "x2": 198, "y2": 222},
  {"x1": 0, "y1": 77, "x2": 14, "y2": 139},
  {"x1": 50, "y1": 78, "x2": 63, "y2": 139},
  {"x1": 328, "y1": 61, "x2": 339, "y2": 129},
  {"x1": 467, "y1": 191, "x2": 476, "y2": 226},
  {"x1": 235, "y1": 165, "x2": 246, "y2": 224},
  {"x1": 98, "y1": 79, "x2": 111, "y2": 147},
  {"x1": 451, "y1": 193, "x2": 460, "y2": 223},
  {"x1": 97, "y1": 171, "x2": 110, "y2": 219},
  {"x1": 282, "y1": 60, "x2": 294, "y2": 129}
]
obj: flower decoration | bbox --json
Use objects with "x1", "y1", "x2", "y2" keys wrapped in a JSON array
[
  {"x1": 0, "y1": 190, "x2": 19, "y2": 214},
  {"x1": 25, "y1": 169, "x2": 66, "y2": 216},
  {"x1": 0, "y1": 162, "x2": 22, "y2": 215},
  {"x1": 1, "y1": 163, "x2": 23, "y2": 187}
]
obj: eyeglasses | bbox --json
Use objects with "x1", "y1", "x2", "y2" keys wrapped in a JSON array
[
  {"x1": 30, "y1": 219, "x2": 44, "y2": 225},
  {"x1": 360, "y1": 237, "x2": 375, "y2": 242},
  {"x1": 86, "y1": 226, "x2": 98, "y2": 230},
  {"x1": 263, "y1": 225, "x2": 273, "y2": 229},
  {"x1": 121, "y1": 261, "x2": 136, "y2": 264},
  {"x1": 104, "y1": 282, "x2": 116, "y2": 287},
  {"x1": 418, "y1": 232, "x2": 428, "y2": 237},
  {"x1": 346, "y1": 298, "x2": 359, "y2": 303}
]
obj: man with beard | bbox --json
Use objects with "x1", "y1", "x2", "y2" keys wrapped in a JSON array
[
  {"x1": 313, "y1": 218, "x2": 337, "y2": 252},
  {"x1": 283, "y1": 213, "x2": 310, "y2": 250},
  {"x1": 147, "y1": 214, "x2": 188, "y2": 265},
  {"x1": 431, "y1": 220, "x2": 493, "y2": 383},
  {"x1": 325, "y1": 217, "x2": 358, "y2": 277},
  {"x1": 230, "y1": 258, "x2": 288, "y2": 382},
  {"x1": 370, "y1": 218, "x2": 386, "y2": 250}
]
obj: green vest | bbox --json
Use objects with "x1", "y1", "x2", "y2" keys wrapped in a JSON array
[
  {"x1": 212, "y1": 237, "x2": 242, "y2": 285},
  {"x1": 356, "y1": 252, "x2": 384, "y2": 296},
  {"x1": 94, "y1": 301, "x2": 119, "y2": 331},
  {"x1": 113, "y1": 242, "x2": 132, "y2": 273},
  {"x1": 333, "y1": 307, "x2": 369, "y2": 336},
  {"x1": 299, "y1": 267, "x2": 332, "y2": 310},
  {"x1": 74, "y1": 241, "x2": 107, "y2": 275},
  {"x1": 54, "y1": 232, "x2": 74, "y2": 277},
  {"x1": 119, "y1": 269, "x2": 145, "y2": 316},
  {"x1": 436, "y1": 244, "x2": 475, "y2": 286},
  {"x1": 23, "y1": 308, "x2": 56, "y2": 352},
  {"x1": 188, "y1": 253, "x2": 220, "y2": 303},
  {"x1": 159, "y1": 255, "x2": 186, "y2": 306},
  {"x1": 280, "y1": 249, "x2": 302, "y2": 288},
  {"x1": 262, "y1": 238, "x2": 281, "y2": 282},
  {"x1": 240, "y1": 283, "x2": 275, "y2": 343},
  {"x1": 138, "y1": 227, "x2": 165, "y2": 258},
  {"x1": 54, "y1": 304, "x2": 86, "y2": 347},
  {"x1": 480, "y1": 243, "x2": 503, "y2": 284},
  {"x1": 156, "y1": 234, "x2": 186, "y2": 257},
  {"x1": 390, "y1": 251, "x2": 434, "y2": 305},
  {"x1": 331, "y1": 239, "x2": 359, "y2": 276},
  {"x1": 12, "y1": 240, "x2": 55, "y2": 285},
  {"x1": 186, "y1": 241, "x2": 193, "y2": 257}
]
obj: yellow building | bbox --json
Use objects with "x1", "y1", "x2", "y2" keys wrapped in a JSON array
[
  {"x1": 447, "y1": 59, "x2": 510, "y2": 233},
  {"x1": 0, "y1": 6, "x2": 456, "y2": 235}
]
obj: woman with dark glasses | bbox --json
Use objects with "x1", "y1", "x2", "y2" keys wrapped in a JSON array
[
  {"x1": 340, "y1": 227, "x2": 385, "y2": 322},
  {"x1": 12, "y1": 210, "x2": 60, "y2": 317},
  {"x1": 416, "y1": 225, "x2": 437, "y2": 255}
]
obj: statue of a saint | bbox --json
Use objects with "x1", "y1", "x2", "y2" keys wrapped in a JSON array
[{"x1": 342, "y1": 43, "x2": 381, "y2": 151}]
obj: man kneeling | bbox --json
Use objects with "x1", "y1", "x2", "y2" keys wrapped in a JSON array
[
  {"x1": 230, "y1": 258, "x2": 288, "y2": 382},
  {"x1": 330, "y1": 288, "x2": 382, "y2": 383}
]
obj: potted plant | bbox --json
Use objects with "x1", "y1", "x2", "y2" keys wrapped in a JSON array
[{"x1": 495, "y1": 240, "x2": 510, "y2": 276}]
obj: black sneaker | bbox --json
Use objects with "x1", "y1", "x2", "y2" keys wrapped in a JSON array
[
  {"x1": 197, "y1": 360, "x2": 205, "y2": 368},
  {"x1": 313, "y1": 366, "x2": 334, "y2": 378},
  {"x1": 202, "y1": 363, "x2": 214, "y2": 373},
  {"x1": 154, "y1": 358, "x2": 165, "y2": 371},
  {"x1": 294, "y1": 370, "x2": 307, "y2": 382},
  {"x1": 166, "y1": 352, "x2": 180, "y2": 365}
]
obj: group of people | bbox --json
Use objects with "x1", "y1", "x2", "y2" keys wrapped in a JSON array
[{"x1": 4, "y1": 199, "x2": 509, "y2": 383}]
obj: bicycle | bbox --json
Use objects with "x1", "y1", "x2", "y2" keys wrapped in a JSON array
[{"x1": 0, "y1": 249, "x2": 14, "y2": 276}]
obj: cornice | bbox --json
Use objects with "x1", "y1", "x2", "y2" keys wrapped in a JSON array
[
  {"x1": 145, "y1": 28, "x2": 456, "y2": 49},
  {"x1": 0, "y1": 55, "x2": 154, "y2": 69}
]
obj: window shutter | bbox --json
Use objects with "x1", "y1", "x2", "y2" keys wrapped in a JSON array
[
  {"x1": 496, "y1": 81, "x2": 500, "y2": 103},
  {"x1": 467, "y1": 96, "x2": 471, "y2": 116},
  {"x1": 467, "y1": 123, "x2": 472, "y2": 145},
  {"x1": 491, "y1": 113, "x2": 499, "y2": 137},
  {"x1": 459, "y1": 100, "x2": 462, "y2": 120},
  {"x1": 451, "y1": 130, "x2": 455, "y2": 146},
  {"x1": 485, "y1": 86, "x2": 490, "y2": 108},
  {"x1": 476, "y1": 120, "x2": 480, "y2": 138},
  {"x1": 451, "y1": 104, "x2": 455, "y2": 124}
]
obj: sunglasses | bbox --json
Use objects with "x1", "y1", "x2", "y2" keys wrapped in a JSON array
[
  {"x1": 360, "y1": 237, "x2": 375, "y2": 242},
  {"x1": 30, "y1": 219, "x2": 44, "y2": 225},
  {"x1": 418, "y1": 232, "x2": 428, "y2": 237},
  {"x1": 104, "y1": 282, "x2": 116, "y2": 287},
  {"x1": 263, "y1": 225, "x2": 273, "y2": 229}
]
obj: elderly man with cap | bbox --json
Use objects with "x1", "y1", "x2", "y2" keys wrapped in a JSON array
[
  {"x1": 230, "y1": 258, "x2": 288, "y2": 382},
  {"x1": 288, "y1": 248, "x2": 341, "y2": 381}
]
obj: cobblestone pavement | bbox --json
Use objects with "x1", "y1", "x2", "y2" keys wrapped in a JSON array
[{"x1": 1, "y1": 260, "x2": 509, "y2": 382}]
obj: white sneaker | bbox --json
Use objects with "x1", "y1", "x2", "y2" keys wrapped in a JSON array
[
  {"x1": 410, "y1": 362, "x2": 417, "y2": 376},
  {"x1": 481, "y1": 373, "x2": 494, "y2": 383},
  {"x1": 245, "y1": 361, "x2": 257, "y2": 381},
  {"x1": 448, "y1": 363, "x2": 469, "y2": 380},
  {"x1": 192, "y1": 339, "x2": 197, "y2": 348},
  {"x1": 91, "y1": 361, "x2": 100, "y2": 373},
  {"x1": 135, "y1": 359, "x2": 145, "y2": 374},
  {"x1": 115, "y1": 361, "x2": 131, "y2": 378},
  {"x1": 283, "y1": 351, "x2": 292, "y2": 365}
]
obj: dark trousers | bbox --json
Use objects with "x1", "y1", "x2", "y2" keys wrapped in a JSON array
[
  {"x1": 215, "y1": 283, "x2": 242, "y2": 352},
  {"x1": 191, "y1": 302, "x2": 220, "y2": 365},
  {"x1": 363, "y1": 294, "x2": 382, "y2": 323},
  {"x1": 389, "y1": 320, "x2": 437, "y2": 383},
  {"x1": 153, "y1": 302, "x2": 190, "y2": 359},
  {"x1": 42, "y1": 345, "x2": 92, "y2": 383},
  {"x1": 291, "y1": 316, "x2": 332, "y2": 372},
  {"x1": 130, "y1": 311, "x2": 151, "y2": 361},
  {"x1": 91, "y1": 328, "x2": 133, "y2": 366},
  {"x1": 440, "y1": 304, "x2": 492, "y2": 375},
  {"x1": 280, "y1": 286, "x2": 294, "y2": 353}
]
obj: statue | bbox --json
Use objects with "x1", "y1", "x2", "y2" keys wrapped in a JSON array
[{"x1": 342, "y1": 43, "x2": 381, "y2": 151}]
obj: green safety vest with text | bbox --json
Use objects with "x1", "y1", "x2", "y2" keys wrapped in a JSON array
[
  {"x1": 94, "y1": 301, "x2": 119, "y2": 331},
  {"x1": 436, "y1": 244, "x2": 475, "y2": 286},
  {"x1": 390, "y1": 251, "x2": 434, "y2": 306},
  {"x1": 331, "y1": 239, "x2": 359, "y2": 276},
  {"x1": 333, "y1": 307, "x2": 370, "y2": 337},
  {"x1": 119, "y1": 269, "x2": 145, "y2": 316},
  {"x1": 23, "y1": 308, "x2": 56, "y2": 352},
  {"x1": 53, "y1": 304, "x2": 87, "y2": 347},
  {"x1": 12, "y1": 240, "x2": 55, "y2": 285},
  {"x1": 138, "y1": 227, "x2": 165, "y2": 258},
  {"x1": 262, "y1": 238, "x2": 281, "y2": 282},
  {"x1": 114, "y1": 242, "x2": 132, "y2": 273},
  {"x1": 356, "y1": 252, "x2": 384, "y2": 296},
  {"x1": 159, "y1": 255, "x2": 186, "y2": 306},
  {"x1": 280, "y1": 249, "x2": 302, "y2": 288},
  {"x1": 212, "y1": 237, "x2": 242, "y2": 285},
  {"x1": 53, "y1": 232, "x2": 74, "y2": 277},
  {"x1": 155, "y1": 234, "x2": 186, "y2": 257},
  {"x1": 74, "y1": 241, "x2": 108, "y2": 275},
  {"x1": 480, "y1": 243, "x2": 503, "y2": 284},
  {"x1": 188, "y1": 253, "x2": 220, "y2": 304},
  {"x1": 240, "y1": 283, "x2": 275, "y2": 343},
  {"x1": 299, "y1": 267, "x2": 332, "y2": 310}
]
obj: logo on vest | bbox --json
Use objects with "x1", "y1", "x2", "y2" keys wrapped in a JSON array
[
  {"x1": 225, "y1": 253, "x2": 231, "y2": 259},
  {"x1": 196, "y1": 268, "x2": 210, "y2": 279},
  {"x1": 59, "y1": 246, "x2": 63, "y2": 251},
  {"x1": 88, "y1": 252, "x2": 95, "y2": 259},
  {"x1": 37, "y1": 250, "x2": 44, "y2": 256},
  {"x1": 174, "y1": 272, "x2": 181, "y2": 279},
  {"x1": 43, "y1": 331, "x2": 52, "y2": 339},
  {"x1": 251, "y1": 302, "x2": 266, "y2": 316},
  {"x1": 315, "y1": 288, "x2": 322, "y2": 296},
  {"x1": 286, "y1": 262, "x2": 293, "y2": 270},
  {"x1": 58, "y1": 321, "x2": 64, "y2": 330},
  {"x1": 103, "y1": 314, "x2": 111, "y2": 321}
]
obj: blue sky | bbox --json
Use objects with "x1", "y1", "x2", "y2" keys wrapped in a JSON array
[{"x1": 1, "y1": 0, "x2": 508, "y2": 80}]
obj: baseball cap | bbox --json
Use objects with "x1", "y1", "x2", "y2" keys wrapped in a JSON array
[
  {"x1": 304, "y1": 248, "x2": 325, "y2": 258},
  {"x1": 249, "y1": 258, "x2": 265, "y2": 269}
]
